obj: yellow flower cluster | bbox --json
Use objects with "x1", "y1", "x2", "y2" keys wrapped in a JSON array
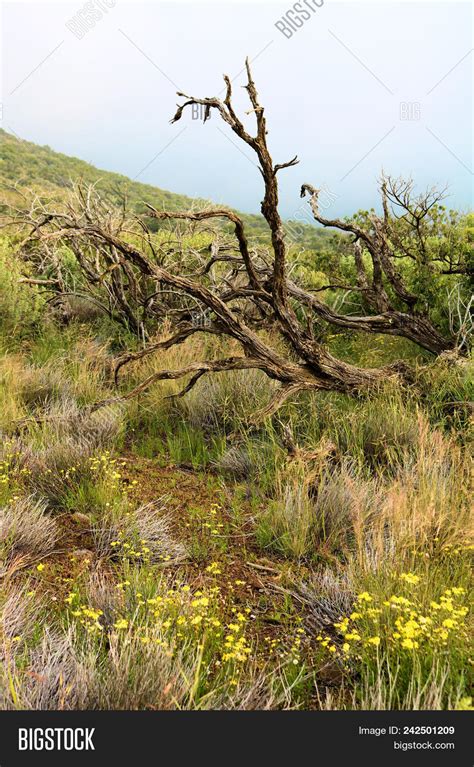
[
  {"x1": 316, "y1": 634, "x2": 337, "y2": 654},
  {"x1": 0, "y1": 449, "x2": 26, "y2": 501},
  {"x1": 456, "y1": 697, "x2": 474, "y2": 710},
  {"x1": 138, "y1": 584, "x2": 224, "y2": 638},
  {"x1": 114, "y1": 618, "x2": 128, "y2": 630},
  {"x1": 89, "y1": 452, "x2": 126, "y2": 488},
  {"x1": 67, "y1": 578, "x2": 254, "y2": 677},
  {"x1": 57, "y1": 465, "x2": 79, "y2": 481},
  {"x1": 0, "y1": 454, "x2": 13, "y2": 486},
  {"x1": 66, "y1": 594, "x2": 104, "y2": 633},
  {"x1": 319, "y1": 576, "x2": 469, "y2": 660},
  {"x1": 110, "y1": 530, "x2": 151, "y2": 563},
  {"x1": 222, "y1": 608, "x2": 251, "y2": 664},
  {"x1": 288, "y1": 627, "x2": 306, "y2": 664},
  {"x1": 440, "y1": 543, "x2": 474, "y2": 556},
  {"x1": 188, "y1": 503, "x2": 225, "y2": 538},
  {"x1": 205, "y1": 561, "x2": 222, "y2": 575},
  {"x1": 264, "y1": 625, "x2": 307, "y2": 665},
  {"x1": 399, "y1": 572, "x2": 420, "y2": 585}
]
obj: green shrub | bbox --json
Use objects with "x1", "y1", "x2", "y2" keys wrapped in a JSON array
[{"x1": 0, "y1": 239, "x2": 44, "y2": 344}]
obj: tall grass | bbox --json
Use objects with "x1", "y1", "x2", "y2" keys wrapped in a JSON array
[{"x1": 0, "y1": 247, "x2": 471, "y2": 711}]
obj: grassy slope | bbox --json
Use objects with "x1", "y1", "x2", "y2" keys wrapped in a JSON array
[{"x1": 1, "y1": 128, "x2": 200, "y2": 211}]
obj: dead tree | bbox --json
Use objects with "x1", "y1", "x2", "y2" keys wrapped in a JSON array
[
  {"x1": 299, "y1": 178, "x2": 471, "y2": 354},
  {"x1": 8, "y1": 61, "x2": 470, "y2": 420}
]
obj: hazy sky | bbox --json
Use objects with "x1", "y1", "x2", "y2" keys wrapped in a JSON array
[{"x1": 2, "y1": 0, "x2": 473, "y2": 218}]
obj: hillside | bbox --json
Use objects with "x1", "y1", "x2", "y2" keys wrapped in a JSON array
[
  {"x1": 0, "y1": 129, "x2": 333, "y2": 248},
  {"x1": 1, "y1": 128, "x2": 201, "y2": 212}
]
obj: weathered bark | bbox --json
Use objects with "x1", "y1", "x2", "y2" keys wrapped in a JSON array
[{"x1": 300, "y1": 183, "x2": 457, "y2": 355}]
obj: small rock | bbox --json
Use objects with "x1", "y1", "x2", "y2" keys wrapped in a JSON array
[
  {"x1": 70, "y1": 513, "x2": 90, "y2": 526},
  {"x1": 71, "y1": 548, "x2": 94, "y2": 560}
]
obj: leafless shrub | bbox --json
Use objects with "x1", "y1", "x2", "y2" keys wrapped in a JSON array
[
  {"x1": 12, "y1": 63, "x2": 466, "y2": 434},
  {"x1": 0, "y1": 496, "x2": 58, "y2": 563}
]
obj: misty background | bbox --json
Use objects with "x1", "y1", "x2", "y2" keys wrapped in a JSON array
[{"x1": 2, "y1": 0, "x2": 472, "y2": 219}]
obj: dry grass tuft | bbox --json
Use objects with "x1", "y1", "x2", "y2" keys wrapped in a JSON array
[
  {"x1": 0, "y1": 627, "x2": 91, "y2": 710},
  {"x1": 215, "y1": 439, "x2": 277, "y2": 479},
  {"x1": 295, "y1": 567, "x2": 354, "y2": 632},
  {"x1": 1, "y1": 399, "x2": 124, "y2": 506},
  {"x1": 363, "y1": 416, "x2": 472, "y2": 566},
  {"x1": 177, "y1": 369, "x2": 276, "y2": 433},
  {"x1": 0, "y1": 624, "x2": 196, "y2": 710},
  {"x1": 92, "y1": 499, "x2": 187, "y2": 564},
  {"x1": 19, "y1": 364, "x2": 72, "y2": 408},
  {"x1": 0, "y1": 583, "x2": 41, "y2": 643},
  {"x1": 312, "y1": 461, "x2": 381, "y2": 553},
  {"x1": 0, "y1": 496, "x2": 59, "y2": 564},
  {"x1": 87, "y1": 631, "x2": 192, "y2": 710}
]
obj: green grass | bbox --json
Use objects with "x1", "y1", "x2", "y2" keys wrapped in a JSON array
[{"x1": 0, "y1": 175, "x2": 471, "y2": 710}]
